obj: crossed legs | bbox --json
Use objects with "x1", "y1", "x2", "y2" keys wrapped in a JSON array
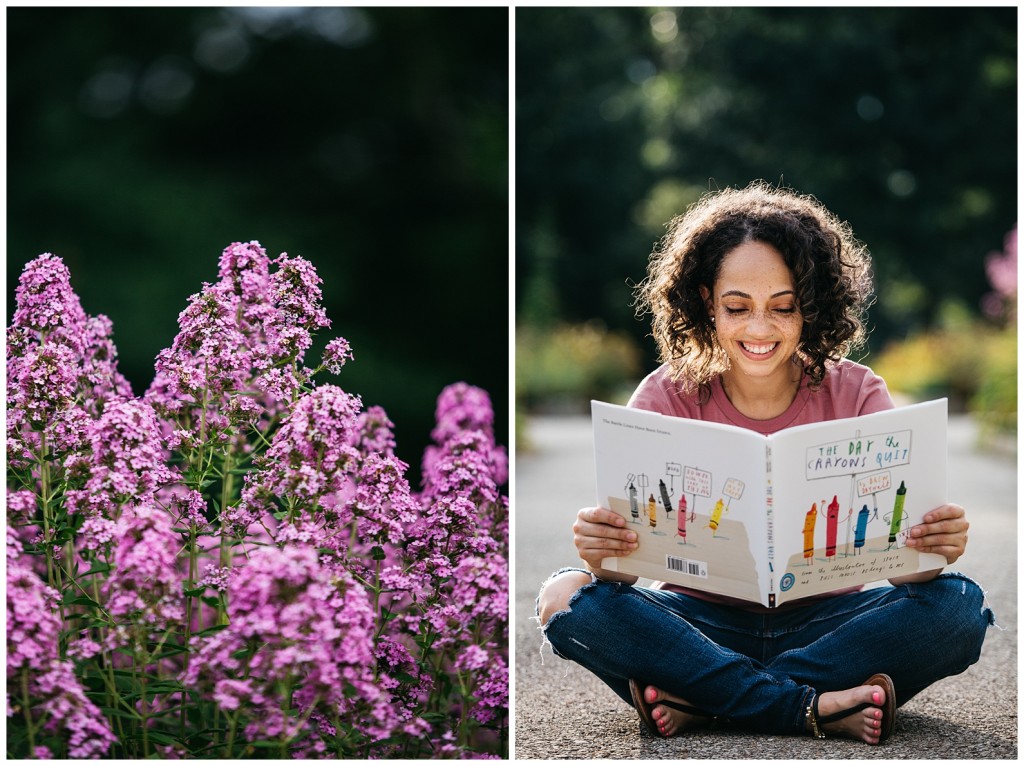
[{"x1": 537, "y1": 570, "x2": 990, "y2": 742}]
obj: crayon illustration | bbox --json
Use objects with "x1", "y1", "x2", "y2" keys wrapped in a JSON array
[
  {"x1": 854, "y1": 503, "x2": 870, "y2": 554},
  {"x1": 887, "y1": 480, "x2": 907, "y2": 548},
  {"x1": 708, "y1": 498, "x2": 725, "y2": 535},
  {"x1": 802, "y1": 503, "x2": 817, "y2": 563},
  {"x1": 628, "y1": 481, "x2": 640, "y2": 523},
  {"x1": 825, "y1": 495, "x2": 840, "y2": 558},
  {"x1": 647, "y1": 494, "x2": 657, "y2": 528},
  {"x1": 659, "y1": 479, "x2": 673, "y2": 517},
  {"x1": 676, "y1": 495, "x2": 688, "y2": 542}
]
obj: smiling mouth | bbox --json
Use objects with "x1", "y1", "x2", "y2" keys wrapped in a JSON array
[{"x1": 740, "y1": 341, "x2": 779, "y2": 356}]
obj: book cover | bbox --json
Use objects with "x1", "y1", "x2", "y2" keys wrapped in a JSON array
[{"x1": 591, "y1": 398, "x2": 948, "y2": 607}]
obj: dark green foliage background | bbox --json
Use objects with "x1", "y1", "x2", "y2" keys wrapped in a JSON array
[
  {"x1": 8, "y1": 7, "x2": 509, "y2": 486},
  {"x1": 516, "y1": 7, "x2": 1016, "y2": 364}
]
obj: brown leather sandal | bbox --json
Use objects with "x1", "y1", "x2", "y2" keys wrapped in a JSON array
[
  {"x1": 805, "y1": 673, "x2": 896, "y2": 744},
  {"x1": 628, "y1": 678, "x2": 717, "y2": 737}
]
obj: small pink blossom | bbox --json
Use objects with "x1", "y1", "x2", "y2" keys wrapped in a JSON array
[{"x1": 322, "y1": 337, "x2": 354, "y2": 374}]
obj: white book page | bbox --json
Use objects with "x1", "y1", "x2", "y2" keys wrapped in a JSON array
[
  {"x1": 767, "y1": 400, "x2": 949, "y2": 605},
  {"x1": 592, "y1": 401, "x2": 771, "y2": 606}
]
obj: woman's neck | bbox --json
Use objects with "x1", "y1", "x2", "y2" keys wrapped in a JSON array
[{"x1": 720, "y1": 359, "x2": 803, "y2": 420}]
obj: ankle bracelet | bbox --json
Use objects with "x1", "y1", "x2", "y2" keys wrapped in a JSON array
[{"x1": 805, "y1": 696, "x2": 825, "y2": 739}]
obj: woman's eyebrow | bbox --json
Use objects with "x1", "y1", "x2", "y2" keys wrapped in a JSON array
[{"x1": 720, "y1": 289, "x2": 796, "y2": 299}]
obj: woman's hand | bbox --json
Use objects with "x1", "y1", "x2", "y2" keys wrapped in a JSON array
[
  {"x1": 573, "y1": 506, "x2": 639, "y2": 577},
  {"x1": 904, "y1": 503, "x2": 969, "y2": 565}
]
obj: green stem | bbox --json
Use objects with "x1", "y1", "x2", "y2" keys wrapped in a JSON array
[
  {"x1": 279, "y1": 678, "x2": 293, "y2": 759},
  {"x1": 198, "y1": 378, "x2": 210, "y2": 456},
  {"x1": 36, "y1": 434, "x2": 59, "y2": 595},
  {"x1": 20, "y1": 667, "x2": 37, "y2": 757},
  {"x1": 88, "y1": 574, "x2": 130, "y2": 747},
  {"x1": 181, "y1": 522, "x2": 198, "y2": 739},
  {"x1": 140, "y1": 669, "x2": 150, "y2": 758},
  {"x1": 456, "y1": 669, "x2": 473, "y2": 747},
  {"x1": 218, "y1": 451, "x2": 235, "y2": 582},
  {"x1": 224, "y1": 709, "x2": 240, "y2": 757},
  {"x1": 372, "y1": 558, "x2": 382, "y2": 654}
]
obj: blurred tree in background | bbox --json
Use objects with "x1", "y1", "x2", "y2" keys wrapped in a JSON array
[
  {"x1": 7, "y1": 6, "x2": 508, "y2": 485},
  {"x1": 516, "y1": 7, "x2": 1016, "y2": 423}
]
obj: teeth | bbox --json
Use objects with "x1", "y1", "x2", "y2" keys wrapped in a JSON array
[{"x1": 742, "y1": 342, "x2": 777, "y2": 355}]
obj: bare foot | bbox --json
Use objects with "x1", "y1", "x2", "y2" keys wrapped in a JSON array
[
  {"x1": 813, "y1": 683, "x2": 887, "y2": 744},
  {"x1": 643, "y1": 684, "x2": 709, "y2": 737}
]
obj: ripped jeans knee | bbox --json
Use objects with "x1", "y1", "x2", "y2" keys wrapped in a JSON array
[{"x1": 536, "y1": 567, "x2": 595, "y2": 630}]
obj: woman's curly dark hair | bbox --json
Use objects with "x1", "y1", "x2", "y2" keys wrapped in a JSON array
[{"x1": 635, "y1": 181, "x2": 874, "y2": 395}]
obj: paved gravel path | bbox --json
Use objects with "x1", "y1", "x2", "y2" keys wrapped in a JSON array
[{"x1": 513, "y1": 414, "x2": 1016, "y2": 759}]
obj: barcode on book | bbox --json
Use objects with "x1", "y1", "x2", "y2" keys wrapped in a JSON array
[{"x1": 666, "y1": 556, "x2": 708, "y2": 579}]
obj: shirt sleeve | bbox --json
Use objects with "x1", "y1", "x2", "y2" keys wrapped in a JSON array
[
  {"x1": 856, "y1": 365, "x2": 896, "y2": 415},
  {"x1": 626, "y1": 366, "x2": 673, "y2": 413}
]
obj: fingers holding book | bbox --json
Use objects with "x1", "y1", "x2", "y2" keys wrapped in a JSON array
[
  {"x1": 905, "y1": 503, "x2": 969, "y2": 564},
  {"x1": 573, "y1": 506, "x2": 640, "y2": 573}
]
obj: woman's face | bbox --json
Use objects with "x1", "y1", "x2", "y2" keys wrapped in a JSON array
[{"x1": 701, "y1": 240, "x2": 804, "y2": 383}]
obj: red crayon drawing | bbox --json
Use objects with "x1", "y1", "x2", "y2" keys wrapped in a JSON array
[{"x1": 825, "y1": 495, "x2": 840, "y2": 558}]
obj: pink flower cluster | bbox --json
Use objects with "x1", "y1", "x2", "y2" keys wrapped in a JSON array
[
  {"x1": 148, "y1": 242, "x2": 345, "y2": 431},
  {"x1": 6, "y1": 244, "x2": 508, "y2": 758},
  {"x1": 183, "y1": 544, "x2": 410, "y2": 753},
  {"x1": 65, "y1": 399, "x2": 175, "y2": 520},
  {"x1": 103, "y1": 505, "x2": 184, "y2": 637},
  {"x1": 322, "y1": 336, "x2": 354, "y2": 374},
  {"x1": 982, "y1": 226, "x2": 1017, "y2": 322},
  {"x1": 240, "y1": 384, "x2": 363, "y2": 517},
  {"x1": 423, "y1": 381, "x2": 509, "y2": 492},
  {"x1": 7, "y1": 255, "x2": 131, "y2": 470},
  {"x1": 7, "y1": 534, "x2": 118, "y2": 758}
]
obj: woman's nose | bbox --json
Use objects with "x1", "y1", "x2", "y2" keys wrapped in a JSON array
[{"x1": 746, "y1": 309, "x2": 774, "y2": 334}]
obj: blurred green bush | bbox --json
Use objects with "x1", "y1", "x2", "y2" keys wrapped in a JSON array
[
  {"x1": 516, "y1": 321, "x2": 643, "y2": 413},
  {"x1": 873, "y1": 226, "x2": 1016, "y2": 440},
  {"x1": 872, "y1": 313, "x2": 1016, "y2": 438}
]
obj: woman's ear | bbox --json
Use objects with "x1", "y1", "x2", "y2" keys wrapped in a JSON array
[{"x1": 698, "y1": 285, "x2": 714, "y2": 319}]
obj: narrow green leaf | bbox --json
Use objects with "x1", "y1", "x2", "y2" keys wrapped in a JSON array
[
  {"x1": 101, "y1": 706, "x2": 143, "y2": 721},
  {"x1": 80, "y1": 562, "x2": 111, "y2": 577},
  {"x1": 144, "y1": 731, "x2": 179, "y2": 746},
  {"x1": 196, "y1": 624, "x2": 228, "y2": 637},
  {"x1": 64, "y1": 594, "x2": 100, "y2": 608}
]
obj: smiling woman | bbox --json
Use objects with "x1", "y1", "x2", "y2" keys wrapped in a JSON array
[
  {"x1": 699, "y1": 241, "x2": 805, "y2": 419},
  {"x1": 637, "y1": 181, "x2": 873, "y2": 406},
  {"x1": 536, "y1": 180, "x2": 989, "y2": 747}
]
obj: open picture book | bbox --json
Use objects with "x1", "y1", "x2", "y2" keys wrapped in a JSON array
[{"x1": 591, "y1": 398, "x2": 949, "y2": 607}]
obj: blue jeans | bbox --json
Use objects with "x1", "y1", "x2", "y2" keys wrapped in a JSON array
[{"x1": 540, "y1": 571, "x2": 993, "y2": 735}]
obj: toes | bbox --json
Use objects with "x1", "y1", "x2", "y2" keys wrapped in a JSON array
[
  {"x1": 818, "y1": 688, "x2": 889, "y2": 745},
  {"x1": 655, "y1": 708, "x2": 676, "y2": 736},
  {"x1": 863, "y1": 707, "x2": 883, "y2": 743},
  {"x1": 642, "y1": 686, "x2": 692, "y2": 738}
]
